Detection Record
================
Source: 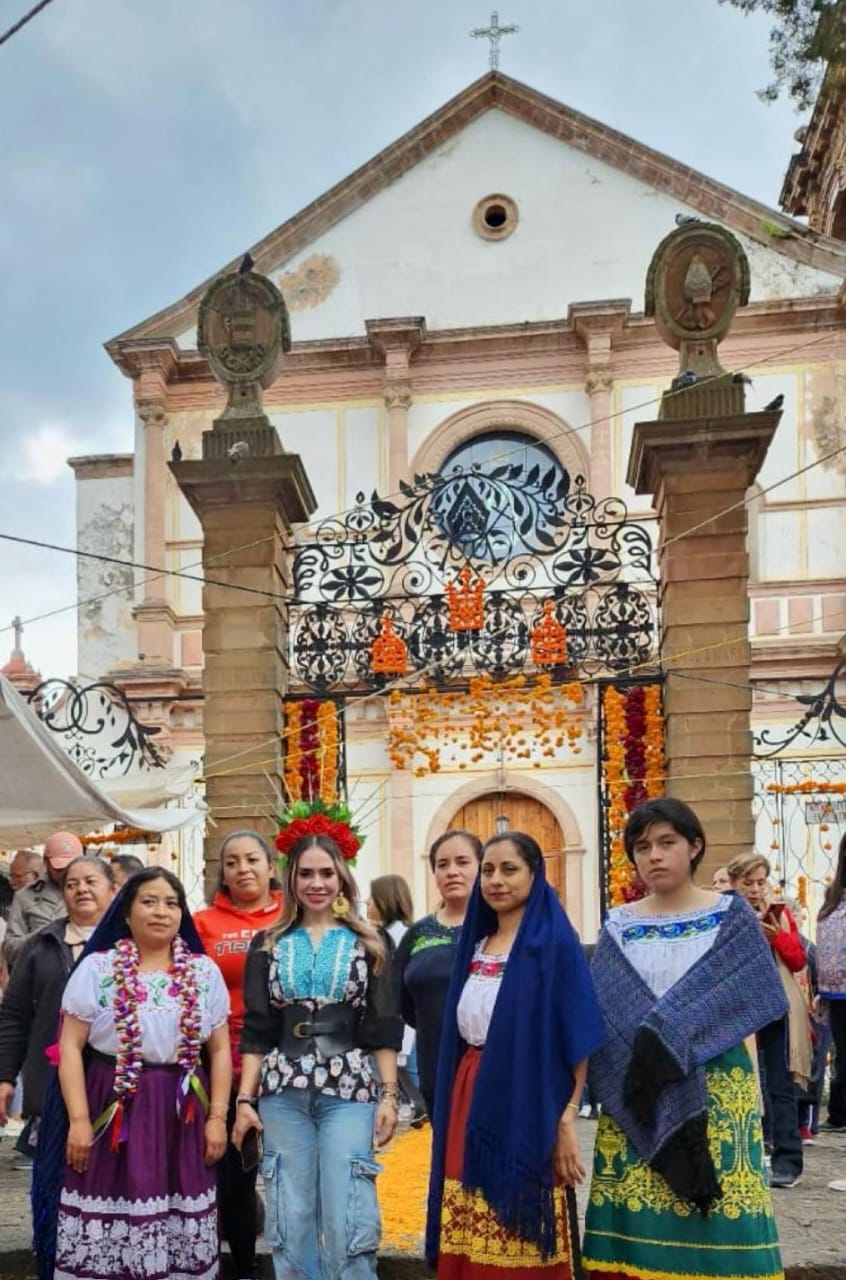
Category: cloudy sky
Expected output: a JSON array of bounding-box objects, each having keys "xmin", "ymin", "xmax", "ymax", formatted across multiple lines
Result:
[{"xmin": 0, "ymin": 0, "xmax": 805, "ymax": 679}]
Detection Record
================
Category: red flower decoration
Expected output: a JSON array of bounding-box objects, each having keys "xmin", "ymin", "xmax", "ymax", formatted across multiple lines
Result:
[{"xmin": 275, "ymin": 813, "xmax": 360, "ymax": 861}]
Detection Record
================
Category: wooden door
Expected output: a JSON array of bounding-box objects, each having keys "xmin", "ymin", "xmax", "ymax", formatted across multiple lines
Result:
[{"xmin": 449, "ymin": 793, "xmax": 565, "ymax": 897}]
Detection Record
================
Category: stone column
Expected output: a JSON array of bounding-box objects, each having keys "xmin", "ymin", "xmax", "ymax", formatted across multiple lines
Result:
[
  {"xmin": 628, "ymin": 412, "xmax": 780, "ymax": 876},
  {"xmin": 626, "ymin": 221, "xmax": 777, "ymax": 879},
  {"xmin": 171, "ymin": 267, "xmax": 315, "ymax": 893},
  {"xmin": 174, "ymin": 461, "xmax": 313, "ymax": 894},
  {"xmin": 366, "ymin": 317, "xmax": 426, "ymax": 491},
  {"xmin": 570, "ymin": 302, "xmax": 629, "ymax": 498},
  {"xmin": 134, "ymin": 398, "xmax": 176, "ymax": 667}
]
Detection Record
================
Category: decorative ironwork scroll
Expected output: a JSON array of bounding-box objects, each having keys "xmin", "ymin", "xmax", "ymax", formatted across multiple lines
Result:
[
  {"xmin": 290, "ymin": 468, "xmax": 658, "ymax": 693},
  {"xmin": 754, "ymin": 657, "xmax": 846, "ymax": 756},
  {"xmin": 26, "ymin": 680, "xmax": 168, "ymax": 778}
]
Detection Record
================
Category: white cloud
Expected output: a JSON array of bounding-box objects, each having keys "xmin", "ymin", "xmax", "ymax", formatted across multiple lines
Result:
[{"xmin": 13, "ymin": 423, "xmax": 88, "ymax": 487}]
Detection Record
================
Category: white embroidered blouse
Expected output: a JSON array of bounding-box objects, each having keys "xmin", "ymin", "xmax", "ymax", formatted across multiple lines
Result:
[
  {"xmin": 456, "ymin": 941, "xmax": 509, "ymax": 1047},
  {"xmin": 604, "ymin": 895, "xmax": 732, "ymax": 998},
  {"xmin": 61, "ymin": 949, "xmax": 230, "ymax": 1062}
]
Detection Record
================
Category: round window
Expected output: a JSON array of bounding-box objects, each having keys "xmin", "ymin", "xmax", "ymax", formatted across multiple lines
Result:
[{"xmin": 472, "ymin": 194, "xmax": 518, "ymax": 241}]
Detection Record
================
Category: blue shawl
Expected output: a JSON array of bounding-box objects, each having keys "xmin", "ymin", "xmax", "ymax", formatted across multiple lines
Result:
[
  {"xmin": 425, "ymin": 858, "xmax": 604, "ymax": 1264},
  {"xmin": 31, "ymin": 891, "xmax": 205, "ymax": 1280},
  {"xmin": 589, "ymin": 894, "xmax": 788, "ymax": 1213}
]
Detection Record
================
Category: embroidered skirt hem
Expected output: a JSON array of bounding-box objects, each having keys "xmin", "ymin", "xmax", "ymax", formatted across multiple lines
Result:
[
  {"xmin": 437, "ymin": 1047, "xmax": 580, "ymax": 1280},
  {"xmin": 583, "ymin": 1044, "xmax": 783, "ymax": 1280},
  {"xmin": 54, "ymin": 1056, "xmax": 219, "ymax": 1280}
]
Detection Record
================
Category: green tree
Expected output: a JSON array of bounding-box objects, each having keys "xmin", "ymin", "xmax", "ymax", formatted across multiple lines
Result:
[{"xmin": 720, "ymin": 0, "xmax": 845, "ymax": 106}]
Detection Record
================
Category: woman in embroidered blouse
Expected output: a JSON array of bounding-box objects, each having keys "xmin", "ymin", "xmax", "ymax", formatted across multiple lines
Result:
[
  {"xmin": 394, "ymin": 830, "xmax": 482, "ymax": 1116},
  {"xmin": 232, "ymin": 834, "xmax": 403, "ymax": 1280},
  {"xmin": 34, "ymin": 867, "xmax": 232, "ymax": 1280},
  {"xmin": 426, "ymin": 832, "xmax": 603, "ymax": 1280},
  {"xmin": 583, "ymin": 798, "xmax": 789, "ymax": 1280}
]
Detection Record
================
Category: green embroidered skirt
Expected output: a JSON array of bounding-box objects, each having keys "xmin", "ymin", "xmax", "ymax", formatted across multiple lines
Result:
[{"xmin": 583, "ymin": 1043, "xmax": 783, "ymax": 1280}]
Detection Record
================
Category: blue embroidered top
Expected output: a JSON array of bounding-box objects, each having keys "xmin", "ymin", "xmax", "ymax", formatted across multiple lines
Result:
[
  {"xmin": 241, "ymin": 925, "xmax": 402, "ymax": 1102},
  {"xmin": 604, "ymin": 895, "xmax": 732, "ymax": 997}
]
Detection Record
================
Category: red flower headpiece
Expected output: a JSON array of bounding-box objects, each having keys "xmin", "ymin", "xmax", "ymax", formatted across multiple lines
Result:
[{"xmin": 275, "ymin": 799, "xmax": 363, "ymax": 867}]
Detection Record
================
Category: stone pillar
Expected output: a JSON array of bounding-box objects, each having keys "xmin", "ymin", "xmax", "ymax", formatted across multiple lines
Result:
[
  {"xmin": 133, "ymin": 391, "xmax": 177, "ymax": 669},
  {"xmin": 174, "ymin": 464, "xmax": 312, "ymax": 893},
  {"xmin": 629, "ymin": 222, "xmax": 778, "ymax": 878},
  {"xmin": 366, "ymin": 317, "xmax": 426, "ymax": 491},
  {"xmin": 171, "ymin": 268, "xmax": 315, "ymax": 893},
  {"xmin": 570, "ymin": 302, "xmax": 629, "ymax": 498},
  {"xmin": 628, "ymin": 413, "xmax": 780, "ymax": 875}
]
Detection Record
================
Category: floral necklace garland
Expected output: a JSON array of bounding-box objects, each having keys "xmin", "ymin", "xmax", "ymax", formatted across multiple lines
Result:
[{"xmin": 94, "ymin": 935, "xmax": 204, "ymax": 1150}]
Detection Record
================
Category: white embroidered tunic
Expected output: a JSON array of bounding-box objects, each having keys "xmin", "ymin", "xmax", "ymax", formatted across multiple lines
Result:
[
  {"xmin": 604, "ymin": 895, "xmax": 732, "ymax": 998},
  {"xmin": 456, "ymin": 941, "xmax": 508, "ymax": 1047},
  {"xmin": 61, "ymin": 949, "xmax": 230, "ymax": 1061}
]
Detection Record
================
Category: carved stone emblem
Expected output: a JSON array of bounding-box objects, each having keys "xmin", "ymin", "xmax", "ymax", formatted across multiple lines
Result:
[
  {"xmin": 645, "ymin": 224, "xmax": 750, "ymax": 376},
  {"xmin": 198, "ymin": 271, "xmax": 291, "ymax": 418}
]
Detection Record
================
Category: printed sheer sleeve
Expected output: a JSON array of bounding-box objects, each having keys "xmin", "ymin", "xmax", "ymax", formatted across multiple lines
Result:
[
  {"xmin": 240, "ymin": 934, "xmax": 279, "ymax": 1055},
  {"xmin": 60, "ymin": 953, "xmax": 101, "ymax": 1023},
  {"xmin": 202, "ymin": 956, "xmax": 230, "ymax": 1032},
  {"xmin": 359, "ymin": 937, "xmax": 403, "ymax": 1051}
]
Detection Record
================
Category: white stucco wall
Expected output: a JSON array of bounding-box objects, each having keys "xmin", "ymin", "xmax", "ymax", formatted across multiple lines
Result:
[{"xmin": 170, "ymin": 110, "xmax": 839, "ymax": 351}]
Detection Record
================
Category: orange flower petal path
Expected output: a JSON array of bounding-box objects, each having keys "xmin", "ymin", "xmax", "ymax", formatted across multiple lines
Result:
[{"xmin": 377, "ymin": 1125, "xmax": 432, "ymax": 1255}]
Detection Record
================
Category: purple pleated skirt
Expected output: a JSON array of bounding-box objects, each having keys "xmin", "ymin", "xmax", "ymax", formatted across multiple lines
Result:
[{"xmin": 54, "ymin": 1055, "xmax": 219, "ymax": 1280}]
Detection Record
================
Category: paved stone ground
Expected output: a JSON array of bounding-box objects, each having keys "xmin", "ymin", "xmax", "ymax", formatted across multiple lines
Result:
[{"xmin": 1, "ymin": 1122, "xmax": 845, "ymax": 1278}]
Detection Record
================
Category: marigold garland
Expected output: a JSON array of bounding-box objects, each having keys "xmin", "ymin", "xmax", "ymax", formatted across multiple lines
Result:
[
  {"xmin": 387, "ymin": 673, "xmax": 584, "ymax": 776},
  {"xmin": 82, "ymin": 828, "xmax": 153, "ymax": 846},
  {"xmin": 602, "ymin": 683, "xmax": 665, "ymax": 907},
  {"xmin": 283, "ymin": 698, "xmax": 341, "ymax": 805}
]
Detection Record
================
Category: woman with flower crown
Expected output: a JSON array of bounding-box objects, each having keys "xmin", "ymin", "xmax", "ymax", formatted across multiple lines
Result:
[
  {"xmin": 232, "ymin": 832, "xmax": 403, "ymax": 1280},
  {"xmin": 33, "ymin": 866, "xmax": 232, "ymax": 1280}
]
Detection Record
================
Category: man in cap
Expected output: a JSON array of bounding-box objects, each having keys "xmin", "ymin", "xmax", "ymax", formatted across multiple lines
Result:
[{"xmin": 4, "ymin": 831, "xmax": 83, "ymax": 969}]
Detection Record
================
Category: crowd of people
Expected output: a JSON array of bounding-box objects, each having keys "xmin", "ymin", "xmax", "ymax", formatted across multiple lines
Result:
[{"xmin": 0, "ymin": 809, "xmax": 842, "ymax": 1280}]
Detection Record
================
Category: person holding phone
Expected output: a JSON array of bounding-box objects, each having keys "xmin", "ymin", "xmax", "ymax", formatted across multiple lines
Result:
[
  {"xmin": 232, "ymin": 833, "xmax": 402, "ymax": 1280},
  {"xmin": 728, "ymin": 853, "xmax": 810, "ymax": 1189},
  {"xmin": 194, "ymin": 830, "xmax": 284, "ymax": 1280}
]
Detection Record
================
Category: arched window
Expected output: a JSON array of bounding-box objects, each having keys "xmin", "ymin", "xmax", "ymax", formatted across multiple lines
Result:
[{"xmin": 430, "ymin": 430, "xmax": 569, "ymax": 563}]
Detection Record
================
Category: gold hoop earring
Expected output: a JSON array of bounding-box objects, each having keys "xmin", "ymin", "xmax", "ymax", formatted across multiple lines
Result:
[{"xmin": 332, "ymin": 893, "xmax": 350, "ymax": 919}]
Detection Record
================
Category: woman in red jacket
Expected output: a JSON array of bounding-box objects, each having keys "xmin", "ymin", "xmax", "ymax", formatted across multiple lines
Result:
[
  {"xmin": 729, "ymin": 853, "xmax": 810, "ymax": 1190},
  {"xmin": 194, "ymin": 830, "xmax": 283, "ymax": 1280}
]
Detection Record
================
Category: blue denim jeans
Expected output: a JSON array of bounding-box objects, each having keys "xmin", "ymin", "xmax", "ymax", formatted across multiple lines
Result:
[{"xmin": 259, "ymin": 1089, "xmax": 381, "ymax": 1280}]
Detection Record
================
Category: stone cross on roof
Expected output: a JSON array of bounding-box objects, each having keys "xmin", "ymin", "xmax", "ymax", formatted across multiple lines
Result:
[
  {"xmin": 11, "ymin": 615, "xmax": 23, "ymax": 657},
  {"xmin": 470, "ymin": 10, "xmax": 519, "ymax": 70}
]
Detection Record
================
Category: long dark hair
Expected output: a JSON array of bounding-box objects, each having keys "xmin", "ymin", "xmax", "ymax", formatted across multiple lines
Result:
[{"xmin": 819, "ymin": 832, "xmax": 846, "ymax": 920}]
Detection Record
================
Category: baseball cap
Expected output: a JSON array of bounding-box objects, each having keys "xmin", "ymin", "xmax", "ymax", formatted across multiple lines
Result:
[{"xmin": 43, "ymin": 831, "xmax": 84, "ymax": 868}]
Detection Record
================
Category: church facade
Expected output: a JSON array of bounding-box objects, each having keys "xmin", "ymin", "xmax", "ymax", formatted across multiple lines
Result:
[{"xmin": 69, "ymin": 74, "xmax": 846, "ymax": 930}]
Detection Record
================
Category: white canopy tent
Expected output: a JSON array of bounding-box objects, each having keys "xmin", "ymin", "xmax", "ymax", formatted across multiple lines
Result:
[{"xmin": 0, "ymin": 674, "xmax": 202, "ymax": 846}]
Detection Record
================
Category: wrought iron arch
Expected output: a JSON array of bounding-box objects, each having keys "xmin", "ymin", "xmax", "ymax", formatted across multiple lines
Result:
[{"xmin": 290, "ymin": 451, "xmax": 658, "ymax": 693}]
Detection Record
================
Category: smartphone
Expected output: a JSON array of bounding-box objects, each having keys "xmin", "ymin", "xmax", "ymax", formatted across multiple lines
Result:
[
  {"xmin": 763, "ymin": 902, "xmax": 786, "ymax": 925},
  {"xmin": 240, "ymin": 1127, "xmax": 263, "ymax": 1173}
]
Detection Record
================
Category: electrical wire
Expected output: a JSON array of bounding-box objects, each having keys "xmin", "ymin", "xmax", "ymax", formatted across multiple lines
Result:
[
  {"xmin": 0, "ymin": 0, "xmax": 56, "ymax": 48},
  {"xmin": 1, "ymin": 322, "xmax": 840, "ymax": 638}
]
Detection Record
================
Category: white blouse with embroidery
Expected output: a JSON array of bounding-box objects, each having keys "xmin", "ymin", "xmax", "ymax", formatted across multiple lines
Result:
[
  {"xmin": 604, "ymin": 895, "xmax": 732, "ymax": 998},
  {"xmin": 61, "ymin": 949, "xmax": 230, "ymax": 1062},
  {"xmin": 456, "ymin": 941, "xmax": 509, "ymax": 1047}
]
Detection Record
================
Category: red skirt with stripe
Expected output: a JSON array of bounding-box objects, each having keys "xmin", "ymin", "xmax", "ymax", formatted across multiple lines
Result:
[{"xmin": 437, "ymin": 1047, "xmax": 582, "ymax": 1280}]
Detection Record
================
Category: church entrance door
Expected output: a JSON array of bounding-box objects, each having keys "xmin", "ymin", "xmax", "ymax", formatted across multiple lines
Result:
[{"xmin": 449, "ymin": 793, "xmax": 565, "ymax": 897}]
